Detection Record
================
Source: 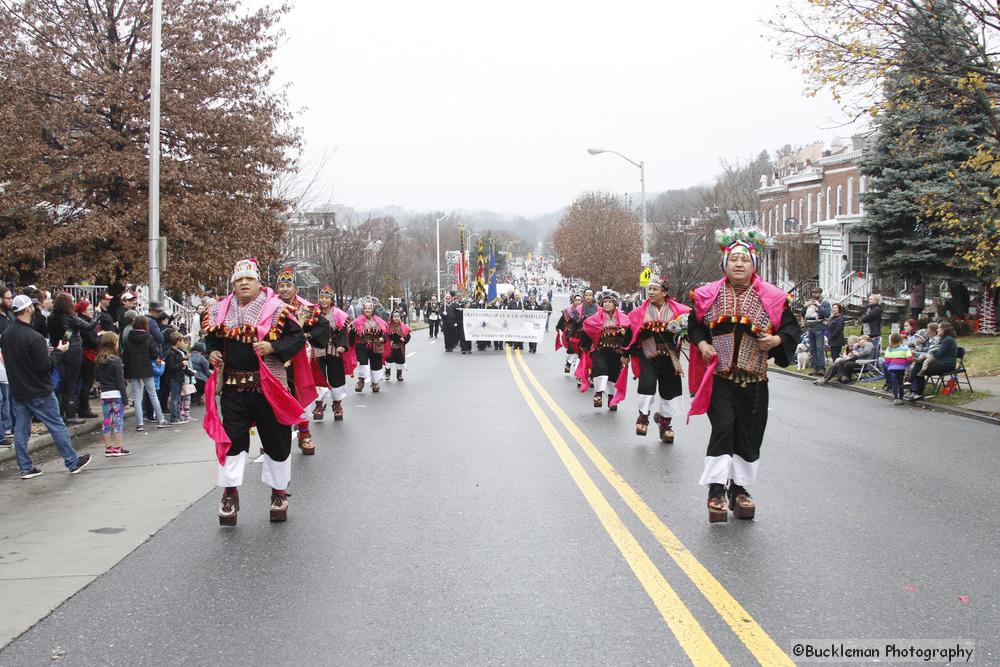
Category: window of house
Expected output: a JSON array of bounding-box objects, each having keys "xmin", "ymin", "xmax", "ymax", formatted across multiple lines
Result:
[
  {"xmin": 836, "ymin": 185, "xmax": 843, "ymax": 216},
  {"xmin": 807, "ymin": 193, "xmax": 813, "ymax": 225},
  {"xmin": 850, "ymin": 241, "xmax": 869, "ymax": 274},
  {"xmin": 825, "ymin": 186, "xmax": 831, "ymax": 220},
  {"xmin": 847, "ymin": 177, "xmax": 854, "ymax": 215}
]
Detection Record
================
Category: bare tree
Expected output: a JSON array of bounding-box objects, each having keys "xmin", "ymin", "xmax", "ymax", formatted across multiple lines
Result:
[{"xmin": 553, "ymin": 192, "xmax": 642, "ymax": 291}]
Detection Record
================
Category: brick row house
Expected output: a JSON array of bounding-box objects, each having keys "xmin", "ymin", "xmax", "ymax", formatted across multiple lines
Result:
[{"xmin": 755, "ymin": 134, "xmax": 878, "ymax": 304}]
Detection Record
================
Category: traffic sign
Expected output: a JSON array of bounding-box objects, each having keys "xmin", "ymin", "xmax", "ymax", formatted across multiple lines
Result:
[{"xmin": 639, "ymin": 266, "xmax": 653, "ymax": 287}]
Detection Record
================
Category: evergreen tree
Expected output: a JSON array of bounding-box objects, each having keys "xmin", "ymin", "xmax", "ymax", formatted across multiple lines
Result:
[{"xmin": 859, "ymin": 0, "xmax": 998, "ymax": 282}]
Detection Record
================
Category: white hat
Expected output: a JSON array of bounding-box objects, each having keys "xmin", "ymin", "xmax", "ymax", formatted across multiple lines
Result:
[
  {"xmin": 231, "ymin": 258, "xmax": 260, "ymax": 283},
  {"xmin": 12, "ymin": 294, "xmax": 32, "ymax": 313}
]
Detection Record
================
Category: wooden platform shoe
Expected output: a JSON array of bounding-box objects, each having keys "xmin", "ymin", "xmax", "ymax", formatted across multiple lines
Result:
[
  {"xmin": 653, "ymin": 413, "xmax": 675, "ymax": 443},
  {"xmin": 219, "ymin": 488, "xmax": 239, "ymax": 526},
  {"xmin": 707, "ymin": 484, "xmax": 728, "ymax": 523},
  {"xmin": 298, "ymin": 432, "xmax": 315, "ymax": 455},
  {"xmin": 312, "ymin": 400, "xmax": 325, "ymax": 421},
  {"xmin": 593, "ymin": 391, "xmax": 603, "ymax": 408},
  {"xmin": 333, "ymin": 400, "xmax": 344, "ymax": 421},
  {"xmin": 635, "ymin": 412, "xmax": 649, "ymax": 436},
  {"xmin": 355, "ymin": 377, "xmax": 365, "ymax": 392},
  {"xmin": 270, "ymin": 491, "xmax": 288, "ymax": 522},
  {"xmin": 728, "ymin": 484, "xmax": 755, "ymax": 520}
]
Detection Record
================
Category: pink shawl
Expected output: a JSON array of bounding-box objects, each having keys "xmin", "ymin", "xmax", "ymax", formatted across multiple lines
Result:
[
  {"xmin": 383, "ymin": 321, "xmax": 412, "ymax": 362},
  {"xmin": 686, "ymin": 275, "xmax": 788, "ymax": 422},
  {"xmin": 203, "ymin": 288, "xmax": 319, "ymax": 464},
  {"xmin": 575, "ymin": 308, "xmax": 631, "ymax": 404}
]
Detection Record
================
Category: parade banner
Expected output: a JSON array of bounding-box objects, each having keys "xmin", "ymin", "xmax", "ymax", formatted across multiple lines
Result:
[{"xmin": 462, "ymin": 309, "xmax": 547, "ymax": 344}]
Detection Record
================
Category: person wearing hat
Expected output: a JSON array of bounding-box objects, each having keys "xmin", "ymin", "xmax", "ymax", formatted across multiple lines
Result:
[
  {"xmin": 145, "ymin": 301, "xmax": 166, "ymax": 350},
  {"xmin": 350, "ymin": 298, "xmax": 388, "ymax": 392},
  {"xmin": 383, "ymin": 310, "xmax": 412, "ymax": 380},
  {"xmin": 117, "ymin": 292, "xmax": 139, "ymax": 331},
  {"xmin": 274, "ymin": 266, "xmax": 329, "ymax": 455},
  {"xmin": 624, "ymin": 275, "xmax": 690, "ymax": 443},
  {"xmin": 576, "ymin": 291, "xmax": 632, "ymax": 410},
  {"xmin": 313, "ymin": 285, "xmax": 353, "ymax": 422},
  {"xmin": 201, "ymin": 258, "xmax": 316, "ymax": 525},
  {"xmin": 441, "ymin": 291, "xmax": 461, "ymax": 352},
  {"xmin": 1, "ymin": 294, "xmax": 93, "ymax": 479},
  {"xmin": 687, "ymin": 228, "xmax": 800, "ymax": 523},
  {"xmin": 555, "ymin": 293, "xmax": 584, "ymax": 373}
]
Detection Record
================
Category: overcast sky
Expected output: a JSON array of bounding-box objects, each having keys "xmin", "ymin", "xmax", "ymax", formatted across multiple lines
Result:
[{"xmin": 260, "ymin": 0, "xmax": 851, "ymax": 217}]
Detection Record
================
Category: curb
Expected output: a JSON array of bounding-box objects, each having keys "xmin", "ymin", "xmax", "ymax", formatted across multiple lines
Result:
[
  {"xmin": 0, "ymin": 407, "xmax": 137, "ymax": 469},
  {"xmin": 771, "ymin": 367, "xmax": 1000, "ymax": 427}
]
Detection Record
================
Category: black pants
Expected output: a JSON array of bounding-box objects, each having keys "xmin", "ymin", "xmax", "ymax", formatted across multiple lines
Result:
[
  {"xmin": 910, "ymin": 360, "xmax": 954, "ymax": 395},
  {"xmin": 636, "ymin": 354, "xmax": 682, "ymax": 400},
  {"xmin": 194, "ymin": 379, "xmax": 206, "ymax": 405},
  {"xmin": 386, "ymin": 348, "xmax": 406, "ymax": 365},
  {"xmin": 78, "ymin": 357, "xmax": 96, "ymax": 415},
  {"xmin": 429, "ymin": 319, "xmax": 440, "ymax": 338},
  {"xmin": 591, "ymin": 348, "xmax": 623, "ymax": 383},
  {"xmin": 829, "ymin": 346, "xmax": 842, "ymax": 362},
  {"xmin": 59, "ymin": 343, "xmax": 83, "ymax": 418},
  {"xmin": 220, "ymin": 387, "xmax": 291, "ymax": 461},
  {"xmin": 318, "ymin": 355, "xmax": 346, "ymax": 389},
  {"xmin": 706, "ymin": 376, "xmax": 768, "ymax": 467},
  {"xmin": 443, "ymin": 323, "xmax": 459, "ymax": 350},
  {"xmin": 356, "ymin": 345, "xmax": 383, "ymax": 373}
]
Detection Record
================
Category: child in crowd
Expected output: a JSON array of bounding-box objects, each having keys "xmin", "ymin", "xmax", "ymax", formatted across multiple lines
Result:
[
  {"xmin": 163, "ymin": 332, "xmax": 188, "ymax": 424},
  {"xmin": 882, "ymin": 332, "xmax": 913, "ymax": 405},
  {"xmin": 179, "ymin": 336, "xmax": 196, "ymax": 422},
  {"xmin": 95, "ymin": 332, "xmax": 130, "ymax": 456}
]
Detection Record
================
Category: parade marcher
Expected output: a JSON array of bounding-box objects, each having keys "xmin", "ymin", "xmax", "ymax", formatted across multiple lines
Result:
[
  {"xmin": 687, "ymin": 229, "xmax": 799, "ymax": 523},
  {"xmin": 625, "ymin": 275, "xmax": 690, "ymax": 443},
  {"xmin": 313, "ymin": 285, "xmax": 355, "ymax": 422},
  {"xmin": 555, "ymin": 293, "xmax": 584, "ymax": 372},
  {"xmin": 457, "ymin": 298, "xmax": 473, "ymax": 354},
  {"xmin": 442, "ymin": 291, "xmax": 461, "ymax": 352},
  {"xmin": 576, "ymin": 291, "xmax": 632, "ymax": 411},
  {"xmin": 384, "ymin": 311, "xmax": 412, "ymax": 380},
  {"xmin": 426, "ymin": 295, "xmax": 442, "ymax": 339},
  {"xmin": 202, "ymin": 258, "xmax": 316, "ymax": 526},
  {"xmin": 503, "ymin": 291, "xmax": 527, "ymax": 351},
  {"xmin": 351, "ymin": 298, "xmax": 388, "ymax": 393},
  {"xmin": 275, "ymin": 267, "xmax": 328, "ymax": 455}
]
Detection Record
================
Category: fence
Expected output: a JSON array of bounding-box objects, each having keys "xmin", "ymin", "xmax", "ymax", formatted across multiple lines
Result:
[{"xmin": 63, "ymin": 284, "xmax": 201, "ymax": 341}]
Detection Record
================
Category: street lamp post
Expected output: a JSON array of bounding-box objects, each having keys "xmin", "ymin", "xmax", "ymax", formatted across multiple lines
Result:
[
  {"xmin": 587, "ymin": 147, "xmax": 649, "ymax": 273},
  {"xmin": 148, "ymin": 0, "xmax": 163, "ymax": 302},
  {"xmin": 435, "ymin": 213, "xmax": 448, "ymax": 302}
]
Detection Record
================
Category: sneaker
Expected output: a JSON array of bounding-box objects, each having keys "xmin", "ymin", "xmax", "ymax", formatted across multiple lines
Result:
[
  {"xmin": 135, "ymin": 425, "xmax": 145, "ymax": 432},
  {"xmin": 113, "ymin": 448, "xmax": 131, "ymax": 457},
  {"xmin": 105, "ymin": 447, "xmax": 115, "ymax": 457},
  {"xmin": 892, "ymin": 399, "xmax": 902, "ymax": 405},
  {"xmin": 176, "ymin": 418, "xmax": 191, "ymax": 424},
  {"xmin": 69, "ymin": 454, "xmax": 92, "ymax": 474},
  {"xmin": 157, "ymin": 421, "xmax": 171, "ymax": 429},
  {"xmin": 0, "ymin": 439, "xmax": 11, "ymax": 448},
  {"xmin": 20, "ymin": 467, "xmax": 43, "ymax": 480}
]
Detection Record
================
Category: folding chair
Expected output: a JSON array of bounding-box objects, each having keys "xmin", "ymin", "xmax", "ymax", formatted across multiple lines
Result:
[
  {"xmin": 855, "ymin": 336, "xmax": 884, "ymax": 383},
  {"xmin": 927, "ymin": 347, "xmax": 973, "ymax": 395}
]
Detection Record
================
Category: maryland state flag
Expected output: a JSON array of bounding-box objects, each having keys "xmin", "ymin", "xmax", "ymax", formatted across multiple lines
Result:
[
  {"xmin": 474, "ymin": 240, "xmax": 487, "ymax": 302},
  {"xmin": 487, "ymin": 242, "xmax": 498, "ymax": 304}
]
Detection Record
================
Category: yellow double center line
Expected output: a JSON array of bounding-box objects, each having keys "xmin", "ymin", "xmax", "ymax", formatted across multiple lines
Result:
[{"xmin": 506, "ymin": 347, "xmax": 793, "ymax": 666}]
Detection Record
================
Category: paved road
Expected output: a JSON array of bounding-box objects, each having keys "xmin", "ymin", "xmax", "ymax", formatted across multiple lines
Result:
[{"xmin": 1, "ymin": 298, "xmax": 997, "ymax": 665}]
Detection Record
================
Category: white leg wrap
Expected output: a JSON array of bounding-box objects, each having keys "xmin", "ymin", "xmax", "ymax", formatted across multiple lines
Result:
[
  {"xmin": 593, "ymin": 375, "xmax": 608, "ymax": 393},
  {"xmin": 261, "ymin": 454, "xmax": 291, "ymax": 491},
  {"xmin": 330, "ymin": 385, "xmax": 347, "ymax": 401},
  {"xmin": 658, "ymin": 395, "xmax": 683, "ymax": 418},
  {"xmin": 637, "ymin": 393, "xmax": 656, "ymax": 415},
  {"xmin": 699, "ymin": 455, "xmax": 732, "ymax": 486},
  {"xmin": 315, "ymin": 387, "xmax": 329, "ymax": 403},
  {"xmin": 730, "ymin": 455, "xmax": 759, "ymax": 487},
  {"xmin": 218, "ymin": 452, "xmax": 247, "ymax": 488},
  {"xmin": 357, "ymin": 363, "xmax": 370, "ymax": 380}
]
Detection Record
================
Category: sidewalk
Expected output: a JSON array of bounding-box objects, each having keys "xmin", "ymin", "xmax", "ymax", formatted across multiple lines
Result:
[
  {"xmin": 0, "ymin": 409, "xmax": 214, "ymax": 649},
  {"xmin": 0, "ymin": 408, "xmax": 136, "ymax": 471},
  {"xmin": 771, "ymin": 367, "xmax": 1000, "ymax": 426}
]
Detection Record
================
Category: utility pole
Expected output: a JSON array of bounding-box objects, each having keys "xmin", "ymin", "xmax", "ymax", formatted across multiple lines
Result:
[{"xmin": 148, "ymin": 0, "xmax": 163, "ymax": 302}]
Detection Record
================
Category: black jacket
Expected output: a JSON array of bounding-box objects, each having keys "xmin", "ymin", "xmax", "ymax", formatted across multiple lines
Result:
[
  {"xmin": 826, "ymin": 314, "xmax": 846, "ymax": 348},
  {"xmin": 95, "ymin": 356, "xmax": 128, "ymax": 398},
  {"xmin": 1, "ymin": 319, "xmax": 62, "ymax": 400},
  {"xmin": 124, "ymin": 329, "xmax": 158, "ymax": 379},
  {"xmin": 48, "ymin": 311, "xmax": 95, "ymax": 347},
  {"xmin": 860, "ymin": 304, "xmax": 883, "ymax": 338},
  {"xmin": 79, "ymin": 314, "xmax": 100, "ymax": 353}
]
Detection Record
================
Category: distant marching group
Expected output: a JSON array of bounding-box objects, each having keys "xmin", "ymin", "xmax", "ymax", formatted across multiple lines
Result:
[
  {"xmin": 553, "ymin": 228, "xmax": 801, "ymax": 523},
  {"xmin": 202, "ymin": 261, "xmax": 411, "ymax": 526}
]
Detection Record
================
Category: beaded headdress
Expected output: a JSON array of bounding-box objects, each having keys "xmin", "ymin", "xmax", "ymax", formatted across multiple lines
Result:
[
  {"xmin": 715, "ymin": 227, "xmax": 766, "ymax": 272},
  {"xmin": 230, "ymin": 258, "xmax": 260, "ymax": 283},
  {"xmin": 276, "ymin": 266, "xmax": 295, "ymax": 286}
]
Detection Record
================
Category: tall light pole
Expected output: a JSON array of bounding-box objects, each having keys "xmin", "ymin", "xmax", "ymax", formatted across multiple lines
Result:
[
  {"xmin": 148, "ymin": 0, "xmax": 163, "ymax": 302},
  {"xmin": 587, "ymin": 147, "xmax": 649, "ymax": 271},
  {"xmin": 435, "ymin": 213, "xmax": 448, "ymax": 302}
]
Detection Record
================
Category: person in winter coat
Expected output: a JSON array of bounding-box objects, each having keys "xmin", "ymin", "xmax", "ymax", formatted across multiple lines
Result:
[
  {"xmin": 48, "ymin": 292, "xmax": 97, "ymax": 423},
  {"xmin": 826, "ymin": 303, "xmax": 847, "ymax": 361},
  {"xmin": 189, "ymin": 341, "xmax": 211, "ymax": 406},
  {"xmin": 124, "ymin": 316, "xmax": 166, "ymax": 430},
  {"xmin": 95, "ymin": 331, "xmax": 131, "ymax": 457},
  {"xmin": 76, "ymin": 300, "xmax": 101, "ymax": 419},
  {"xmin": 860, "ymin": 294, "xmax": 883, "ymax": 340}
]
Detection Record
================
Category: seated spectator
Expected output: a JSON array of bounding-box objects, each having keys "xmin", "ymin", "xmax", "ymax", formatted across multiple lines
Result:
[
  {"xmin": 817, "ymin": 334, "xmax": 876, "ymax": 385},
  {"xmin": 907, "ymin": 322, "xmax": 957, "ymax": 401}
]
